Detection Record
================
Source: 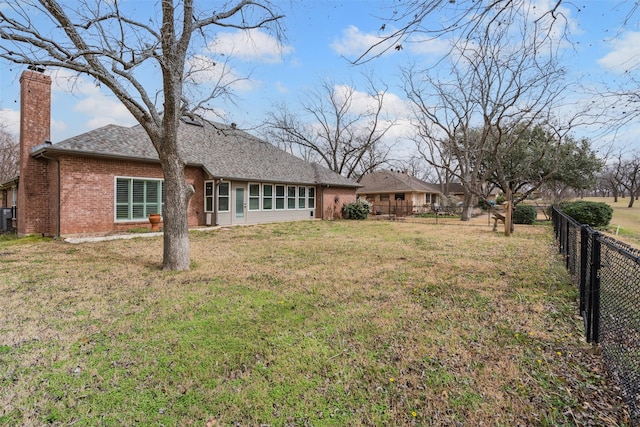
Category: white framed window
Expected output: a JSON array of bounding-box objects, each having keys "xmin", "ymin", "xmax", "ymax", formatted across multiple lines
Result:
[
  {"xmin": 115, "ymin": 177, "xmax": 164, "ymax": 221},
  {"xmin": 249, "ymin": 183, "xmax": 260, "ymax": 210},
  {"xmin": 218, "ymin": 182, "xmax": 230, "ymax": 212},
  {"xmin": 275, "ymin": 185, "xmax": 285, "ymax": 210},
  {"xmin": 263, "ymin": 184, "xmax": 273, "ymax": 210},
  {"xmin": 308, "ymin": 187, "xmax": 315, "ymax": 209},
  {"xmin": 287, "ymin": 186, "xmax": 296, "ymax": 209},
  {"xmin": 11, "ymin": 187, "xmax": 17, "ymax": 208},
  {"xmin": 205, "ymin": 181, "xmax": 214, "ymax": 212},
  {"xmin": 298, "ymin": 186, "xmax": 306, "ymax": 209}
]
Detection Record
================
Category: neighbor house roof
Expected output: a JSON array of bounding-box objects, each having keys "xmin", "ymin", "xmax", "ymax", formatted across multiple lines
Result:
[
  {"xmin": 357, "ymin": 170, "xmax": 442, "ymax": 194},
  {"xmin": 31, "ymin": 118, "xmax": 358, "ymax": 187},
  {"xmin": 437, "ymin": 182, "xmax": 465, "ymax": 195}
]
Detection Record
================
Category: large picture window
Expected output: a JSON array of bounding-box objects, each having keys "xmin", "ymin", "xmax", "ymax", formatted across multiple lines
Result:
[
  {"xmin": 204, "ymin": 181, "xmax": 315, "ymax": 214},
  {"xmin": 116, "ymin": 177, "xmax": 163, "ymax": 220},
  {"xmin": 218, "ymin": 182, "xmax": 230, "ymax": 212}
]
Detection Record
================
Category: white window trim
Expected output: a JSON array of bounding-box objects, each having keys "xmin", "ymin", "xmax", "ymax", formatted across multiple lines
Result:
[
  {"xmin": 11, "ymin": 187, "xmax": 17, "ymax": 208},
  {"xmin": 308, "ymin": 186, "xmax": 316, "ymax": 209},
  {"xmin": 204, "ymin": 180, "xmax": 215, "ymax": 213},
  {"xmin": 298, "ymin": 186, "xmax": 307, "ymax": 209},
  {"xmin": 114, "ymin": 176, "xmax": 164, "ymax": 222},
  {"xmin": 218, "ymin": 182, "xmax": 230, "ymax": 212},
  {"xmin": 248, "ymin": 182, "xmax": 261, "ymax": 211},
  {"xmin": 275, "ymin": 185, "xmax": 286, "ymax": 210},
  {"xmin": 263, "ymin": 183, "xmax": 274, "ymax": 211},
  {"xmin": 287, "ymin": 185, "xmax": 297, "ymax": 210}
]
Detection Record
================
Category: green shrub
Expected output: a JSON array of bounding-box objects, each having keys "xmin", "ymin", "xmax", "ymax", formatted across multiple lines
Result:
[
  {"xmin": 512, "ymin": 204, "xmax": 537, "ymax": 224},
  {"xmin": 342, "ymin": 200, "xmax": 371, "ymax": 220},
  {"xmin": 560, "ymin": 201, "xmax": 613, "ymax": 227}
]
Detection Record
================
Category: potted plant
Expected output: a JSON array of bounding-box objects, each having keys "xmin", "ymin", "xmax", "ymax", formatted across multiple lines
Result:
[{"xmin": 148, "ymin": 213, "xmax": 162, "ymax": 231}]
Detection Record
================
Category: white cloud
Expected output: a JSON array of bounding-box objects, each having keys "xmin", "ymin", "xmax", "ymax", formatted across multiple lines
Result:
[
  {"xmin": 208, "ymin": 29, "xmax": 293, "ymax": 63},
  {"xmin": 50, "ymin": 69, "xmax": 102, "ymax": 97},
  {"xmin": 527, "ymin": 0, "xmax": 579, "ymax": 38},
  {"xmin": 332, "ymin": 84, "xmax": 411, "ymax": 119},
  {"xmin": 330, "ymin": 25, "xmax": 391, "ymax": 57},
  {"xmin": 404, "ymin": 35, "xmax": 451, "ymax": 56},
  {"xmin": 73, "ymin": 94, "xmax": 135, "ymax": 129},
  {"xmin": 598, "ymin": 31, "xmax": 640, "ymax": 73},
  {"xmin": 185, "ymin": 54, "xmax": 259, "ymax": 93},
  {"xmin": 275, "ymin": 81, "xmax": 288, "ymax": 94},
  {"xmin": 51, "ymin": 119, "xmax": 68, "ymax": 139},
  {"xmin": 331, "ymin": 25, "xmax": 449, "ymax": 59},
  {"xmin": 0, "ymin": 108, "xmax": 20, "ymax": 136}
]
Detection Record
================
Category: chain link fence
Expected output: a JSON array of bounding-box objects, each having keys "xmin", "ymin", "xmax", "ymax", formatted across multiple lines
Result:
[{"xmin": 552, "ymin": 206, "xmax": 640, "ymax": 423}]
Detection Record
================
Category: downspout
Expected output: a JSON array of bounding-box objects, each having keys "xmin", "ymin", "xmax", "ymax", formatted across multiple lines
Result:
[
  {"xmin": 214, "ymin": 179, "xmax": 219, "ymax": 226},
  {"xmin": 320, "ymin": 185, "xmax": 326, "ymax": 220}
]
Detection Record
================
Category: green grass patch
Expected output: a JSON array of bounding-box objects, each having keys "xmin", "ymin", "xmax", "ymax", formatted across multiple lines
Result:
[{"xmin": 0, "ymin": 220, "xmax": 631, "ymax": 425}]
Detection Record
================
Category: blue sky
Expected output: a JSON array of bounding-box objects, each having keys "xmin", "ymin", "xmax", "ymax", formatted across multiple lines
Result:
[{"xmin": 0, "ymin": 0, "xmax": 639, "ymax": 158}]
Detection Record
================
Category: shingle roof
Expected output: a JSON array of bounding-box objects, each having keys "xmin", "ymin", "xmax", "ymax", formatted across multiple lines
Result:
[
  {"xmin": 31, "ymin": 119, "xmax": 358, "ymax": 187},
  {"xmin": 357, "ymin": 170, "xmax": 442, "ymax": 194}
]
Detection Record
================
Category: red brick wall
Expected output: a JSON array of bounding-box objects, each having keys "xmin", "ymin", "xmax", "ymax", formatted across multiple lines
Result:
[
  {"xmin": 318, "ymin": 186, "xmax": 357, "ymax": 220},
  {"xmin": 57, "ymin": 155, "xmax": 205, "ymax": 235},
  {"xmin": 17, "ymin": 70, "xmax": 51, "ymax": 236}
]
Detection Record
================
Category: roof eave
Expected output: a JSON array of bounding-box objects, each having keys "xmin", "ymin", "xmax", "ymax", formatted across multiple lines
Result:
[{"xmin": 31, "ymin": 146, "xmax": 161, "ymax": 164}]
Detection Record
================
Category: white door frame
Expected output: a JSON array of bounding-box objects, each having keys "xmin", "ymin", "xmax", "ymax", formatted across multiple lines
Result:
[{"xmin": 232, "ymin": 183, "xmax": 247, "ymax": 224}]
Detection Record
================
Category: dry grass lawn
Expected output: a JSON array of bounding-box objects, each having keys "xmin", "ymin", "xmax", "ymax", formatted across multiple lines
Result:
[
  {"xmin": 583, "ymin": 196, "xmax": 640, "ymax": 248},
  {"xmin": 0, "ymin": 219, "xmax": 631, "ymax": 426}
]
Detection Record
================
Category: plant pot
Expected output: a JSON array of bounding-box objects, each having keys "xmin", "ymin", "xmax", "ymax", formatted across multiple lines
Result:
[{"xmin": 148, "ymin": 213, "xmax": 162, "ymax": 231}]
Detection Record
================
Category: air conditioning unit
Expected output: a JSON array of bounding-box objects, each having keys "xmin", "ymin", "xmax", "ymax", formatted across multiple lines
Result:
[{"xmin": 0, "ymin": 208, "xmax": 12, "ymax": 232}]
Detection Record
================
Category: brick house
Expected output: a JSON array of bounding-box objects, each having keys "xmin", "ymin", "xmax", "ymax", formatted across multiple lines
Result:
[
  {"xmin": 356, "ymin": 170, "xmax": 443, "ymax": 215},
  {"xmin": 0, "ymin": 68, "xmax": 359, "ymax": 237}
]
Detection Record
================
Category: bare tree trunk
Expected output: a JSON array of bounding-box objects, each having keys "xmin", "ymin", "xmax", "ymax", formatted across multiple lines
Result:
[
  {"xmin": 460, "ymin": 192, "xmax": 475, "ymax": 221},
  {"xmin": 160, "ymin": 153, "xmax": 194, "ymax": 271},
  {"xmin": 504, "ymin": 188, "xmax": 513, "ymax": 237}
]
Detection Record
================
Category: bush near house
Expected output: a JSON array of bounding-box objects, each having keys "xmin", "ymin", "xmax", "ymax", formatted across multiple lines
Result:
[
  {"xmin": 559, "ymin": 201, "xmax": 613, "ymax": 228},
  {"xmin": 342, "ymin": 199, "xmax": 372, "ymax": 220},
  {"xmin": 512, "ymin": 205, "xmax": 537, "ymax": 224}
]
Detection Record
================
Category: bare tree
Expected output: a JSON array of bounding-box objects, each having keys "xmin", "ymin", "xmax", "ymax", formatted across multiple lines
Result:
[
  {"xmin": 353, "ymin": 0, "xmax": 574, "ymax": 65},
  {"xmin": 265, "ymin": 77, "xmax": 397, "ymax": 181},
  {"xmin": 612, "ymin": 154, "xmax": 640, "ymax": 208},
  {"xmin": 0, "ymin": 128, "xmax": 18, "ymax": 183},
  {"xmin": 403, "ymin": 6, "xmax": 579, "ymax": 234},
  {"xmin": 0, "ymin": 0, "xmax": 283, "ymax": 270},
  {"xmin": 599, "ymin": 162, "xmax": 626, "ymax": 202}
]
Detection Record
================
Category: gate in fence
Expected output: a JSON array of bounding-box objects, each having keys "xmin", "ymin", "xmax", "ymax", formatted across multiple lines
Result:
[{"xmin": 552, "ymin": 206, "xmax": 640, "ymax": 423}]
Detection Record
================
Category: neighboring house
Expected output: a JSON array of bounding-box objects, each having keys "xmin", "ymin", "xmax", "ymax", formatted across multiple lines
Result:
[
  {"xmin": 436, "ymin": 182, "xmax": 466, "ymax": 200},
  {"xmin": 357, "ymin": 170, "xmax": 443, "ymax": 215},
  {"xmin": 1, "ymin": 68, "xmax": 359, "ymax": 237},
  {"xmin": 433, "ymin": 182, "xmax": 500, "ymax": 204}
]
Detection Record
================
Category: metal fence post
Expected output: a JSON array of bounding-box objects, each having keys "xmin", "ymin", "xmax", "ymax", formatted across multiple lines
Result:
[
  {"xmin": 564, "ymin": 217, "xmax": 571, "ymax": 269},
  {"xmin": 587, "ymin": 231, "xmax": 601, "ymax": 343},
  {"xmin": 579, "ymin": 225, "xmax": 589, "ymax": 315}
]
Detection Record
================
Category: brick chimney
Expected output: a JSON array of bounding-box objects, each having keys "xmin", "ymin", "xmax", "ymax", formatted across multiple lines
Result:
[{"xmin": 17, "ymin": 67, "xmax": 52, "ymax": 236}]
